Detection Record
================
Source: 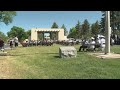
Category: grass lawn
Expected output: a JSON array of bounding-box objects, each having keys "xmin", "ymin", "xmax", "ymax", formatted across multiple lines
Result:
[{"xmin": 1, "ymin": 44, "xmax": 120, "ymax": 79}]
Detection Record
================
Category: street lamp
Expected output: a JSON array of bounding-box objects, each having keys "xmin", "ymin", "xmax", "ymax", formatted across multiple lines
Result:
[{"xmin": 105, "ymin": 11, "xmax": 111, "ymax": 54}]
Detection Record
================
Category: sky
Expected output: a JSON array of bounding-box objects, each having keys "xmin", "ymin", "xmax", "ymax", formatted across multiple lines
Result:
[{"xmin": 0, "ymin": 11, "xmax": 102, "ymax": 35}]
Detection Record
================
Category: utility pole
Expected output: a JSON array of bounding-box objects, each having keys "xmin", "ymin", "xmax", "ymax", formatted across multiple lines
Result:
[{"xmin": 105, "ymin": 11, "xmax": 111, "ymax": 54}]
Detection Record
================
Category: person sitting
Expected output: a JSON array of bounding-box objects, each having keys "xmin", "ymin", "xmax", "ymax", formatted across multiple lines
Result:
[
  {"xmin": 100, "ymin": 37, "xmax": 105, "ymax": 51},
  {"xmin": 79, "ymin": 39, "xmax": 89, "ymax": 52},
  {"xmin": 88, "ymin": 37, "xmax": 95, "ymax": 51},
  {"xmin": 110, "ymin": 37, "xmax": 114, "ymax": 46},
  {"xmin": 94, "ymin": 37, "xmax": 101, "ymax": 51}
]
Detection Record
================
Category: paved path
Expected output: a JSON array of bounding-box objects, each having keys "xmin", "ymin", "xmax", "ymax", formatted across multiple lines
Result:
[
  {"xmin": 88, "ymin": 52, "xmax": 120, "ymax": 59},
  {"xmin": 3, "ymin": 43, "xmax": 22, "ymax": 50},
  {"xmin": 4, "ymin": 44, "xmax": 11, "ymax": 50}
]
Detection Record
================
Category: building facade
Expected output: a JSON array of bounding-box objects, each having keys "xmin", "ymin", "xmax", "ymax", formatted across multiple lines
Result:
[{"xmin": 31, "ymin": 28, "xmax": 65, "ymax": 41}]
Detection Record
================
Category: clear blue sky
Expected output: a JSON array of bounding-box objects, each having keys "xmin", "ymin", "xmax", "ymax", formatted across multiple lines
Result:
[{"xmin": 0, "ymin": 11, "xmax": 102, "ymax": 35}]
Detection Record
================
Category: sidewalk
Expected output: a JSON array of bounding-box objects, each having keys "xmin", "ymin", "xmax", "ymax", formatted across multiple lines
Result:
[
  {"xmin": 4, "ymin": 43, "xmax": 22, "ymax": 50},
  {"xmin": 4, "ymin": 44, "xmax": 11, "ymax": 50},
  {"xmin": 88, "ymin": 52, "xmax": 120, "ymax": 59}
]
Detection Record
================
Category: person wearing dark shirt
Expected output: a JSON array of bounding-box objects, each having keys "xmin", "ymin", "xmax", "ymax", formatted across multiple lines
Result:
[{"xmin": 0, "ymin": 38, "xmax": 4, "ymax": 51}]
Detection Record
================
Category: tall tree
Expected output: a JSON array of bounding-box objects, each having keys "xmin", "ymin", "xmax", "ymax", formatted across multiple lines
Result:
[
  {"xmin": 51, "ymin": 22, "xmax": 59, "ymax": 28},
  {"xmin": 75, "ymin": 20, "xmax": 81, "ymax": 39},
  {"xmin": 67, "ymin": 27, "xmax": 77, "ymax": 38},
  {"xmin": 69, "ymin": 27, "xmax": 76, "ymax": 33},
  {"xmin": 25, "ymin": 30, "xmax": 31, "ymax": 38},
  {"xmin": 100, "ymin": 11, "xmax": 120, "ymax": 35},
  {"xmin": 100, "ymin": 12, "xmax": 105, "ymax": 35},
  {"xmin": 91, "ymin": 21, "xmax": 100, "ymax": 36},
  {"xmin": 7, "ymin": 26, "xmax": 27, "ymax": 41},
  {"xmin": 61, "ymin": 24, "xmax": 68, "ymax": 36},
  {"xmin": 0, "ymin": 31, "xmax": 8, "ymax": 42},
  {"xmin": 51, "ymin": 22, "xmax": 59, "ymax": 40},
  {"xmin": 0, "ymin": 11, "xmax": 16, "ymax": 25},
  {"xmin": 81, "ymin": 19, "xmax": 90, "ymax": 39}
]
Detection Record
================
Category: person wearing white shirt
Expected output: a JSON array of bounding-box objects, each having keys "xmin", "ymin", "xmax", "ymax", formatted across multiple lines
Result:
[
  {"xmin": 100, "ymin": 37, "xmax": 105, "ymax": 51},
  {"xmin": 79, "ymin": 39, "xmax": 89, "ymax": 51},
  {"xmin": 88, "ymin": 37, "xmax": 95, "ymax": 51},
  {"xmin": 14, "ymin": 36, "xmax": 18, "ymax": 47}
]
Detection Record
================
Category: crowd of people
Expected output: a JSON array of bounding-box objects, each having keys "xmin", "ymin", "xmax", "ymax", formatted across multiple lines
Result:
[
  {"xmin": 9, "ymin": 36, "xmax": 19, "ymax": 49},
  {"xmin": 8, "ymin": 36, "xmax": 19, "ymax": 49},
  {"xmin": 0, "ymin": 34, "xmax": 118, "ymax": 52},
  {"xmin": 21, "ymin": 39, "xmax": 54, "ymax": 47},
  {"xmin": 0, "ymin": 36, "xmax": 19, "ymax": 51}
]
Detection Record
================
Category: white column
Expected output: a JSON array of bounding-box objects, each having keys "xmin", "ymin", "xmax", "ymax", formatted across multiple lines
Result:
[
  {"xmin": 31, "ymin": 29, "xmax": 37, "ymax": 40},
  {"xmin": 105, "ymin": 11, "xmax": 111, "ymax": 54}
]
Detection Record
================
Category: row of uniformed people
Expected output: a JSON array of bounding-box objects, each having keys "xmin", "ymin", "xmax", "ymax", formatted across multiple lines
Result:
[
  {"xmin": 79, "ymin": 37, "xmax": 106, "ymax": 52},
  {"xmin": 21, "ymin": 40, "xmax": 54, "ymax": 47}
]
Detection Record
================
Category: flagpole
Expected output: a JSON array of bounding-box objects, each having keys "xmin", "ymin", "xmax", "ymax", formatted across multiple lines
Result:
[{"xmin": 105, "ymin": 11, "xmax": 111, "ymax": 54}]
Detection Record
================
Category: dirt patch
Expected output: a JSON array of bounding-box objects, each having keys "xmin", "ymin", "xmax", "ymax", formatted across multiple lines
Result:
[
  {"xmin": 0, "ymin": 56, "xmax": 21, "ymax": 79},
  {"xmin": 88, "ymin": 52, "xmax": 120, "ymax": 59}
]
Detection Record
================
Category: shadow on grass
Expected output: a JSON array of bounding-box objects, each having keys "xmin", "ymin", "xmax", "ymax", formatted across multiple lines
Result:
[
  {"xmin": 42, "ymin": 53, "xmax": 61, "ymax": 58},
  {"xmin": 42, "ymin": 53, "xmax": 60, "ymax": 58},
  {"xmin": 42, "ymin": 53, "xmax": 58, "ymax": 54},
  {"xmin": 54, "ymin": 56, "xmax": 60, "ymax": 58},
  {"xmin": 8, "ymin": 53, "xmax": 40, "ymax": 56},
  {"xmin": 8, "ymin": 53, "xmax": 59, "ymax": 57}
]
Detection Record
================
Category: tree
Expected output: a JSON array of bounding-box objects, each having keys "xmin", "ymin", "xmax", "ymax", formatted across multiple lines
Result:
[
  {"xmin": 51, "ymin": 22, "xmax": 59, "ymax": 28},
  {"xmin": 38, "ymin": 33, "xmax": 43, "ymax": 40},
  {"xmin": 67, "ymin": 27, "xmax": 77, "ymax": 38},
  {"xmin": 69, "ymin": 27, "xmax": 76, "ymax": 33},
  {"xmin": 81, "ymin": 19, "xmax": 90, "ymax": 39},
  {"xmin": 51, "ymin": 22, "xmax": 59, "ymax": 40},
  {"xmin": 75, "ymin": 20, "xmax": 81, "ymax": 39},
  {"xmin": 100, "ymin": 11, "xmax": 120, "ymax": 35},
  {"xmin": 91, "ymin": 21, "xmax": 100, "ymax": 36},
  {"xmin": 7, "ymin": 26, "xmax": 27, "ymax": 42},
  {"xmin": 100, "ymin": 13, "xmax": 105, "ymax": 35},
  {"xmin": 25, "ymin": 30, "xmax": 31, "ymax": 38},
  {"xmin": 0, "ymin": 31, "xmax": 8, "ymax": 42},
  {"xmin": 0, "ymin": 11, "xmax": 16, "ymax": 25},
  {"xmin": 0, "ymin": 11, "xmax": 16, "ymax": 41},
  {"xmin": 61, "ymin": 24, "xmax": 68, "ymax": 36}
]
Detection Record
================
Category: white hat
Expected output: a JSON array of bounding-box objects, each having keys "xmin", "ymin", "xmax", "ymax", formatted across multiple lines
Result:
[{"xmin": 91, "ymin": 37, "xmax": 94, "ymax": 39}]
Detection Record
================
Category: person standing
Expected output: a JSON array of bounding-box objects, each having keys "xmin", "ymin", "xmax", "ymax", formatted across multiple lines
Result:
[
  {"xmin": 79, "ymin": 39, "xmax": 89, "ymax": 52},
  {"xmin": 0, "ymin": 38, "xmax": 4, "ymax": 52},
  {"xmin": 14, "ymin": 36, "xmax": 18, "ymax": 47},
  {"xmin": 100, "ymin": 37, "xmax": 105, "ymax": 51},
  {"xmin": 10, "ymin": 38, "xmax": 14, "ymax": 49},
  {"xmin": 88, "ymin": 37, "xmax": 95, "ymax": 51}
]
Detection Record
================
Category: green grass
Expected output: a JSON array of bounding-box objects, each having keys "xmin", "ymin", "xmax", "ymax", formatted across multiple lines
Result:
[{"xmin": 3, "ymin": 44, "xmax": 120, "ymax": 79}]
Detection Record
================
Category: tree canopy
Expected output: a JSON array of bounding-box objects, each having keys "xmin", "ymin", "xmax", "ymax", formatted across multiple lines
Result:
[
  {"xmin": 7, "ymin": 26, "xmax": 27, "ymax": 42},
  {"xmin": 67, "ymin": 27, "xmax": 77, "ymax": 38},
  {"xmin": 0, "ymin": 11, "xmax": 16, "ymax": 25},
  {"xmin": 25, "ymin": 30, "xmax": 31, "ymax": 38},
  {"xmin": 100, "ymin": 11, "xmax": 120, "ymax": 35},
  {"xmin": 91, "ymin": 20, "xmax": 100, "ymax": 36},
  {"xmin": 51, "ymin": 22, "xmax": 59, "ymax": 28},
  {"xmin": 81, "ymin": 19, "xmax": 90, "ymax": 39},
  {"xmin": 0, "ymin": 31, "xmax": 8, "ymax": 42},
  {"xmin": 75, "ymin": 20, "xmax": 81, "ymax": 39}
]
